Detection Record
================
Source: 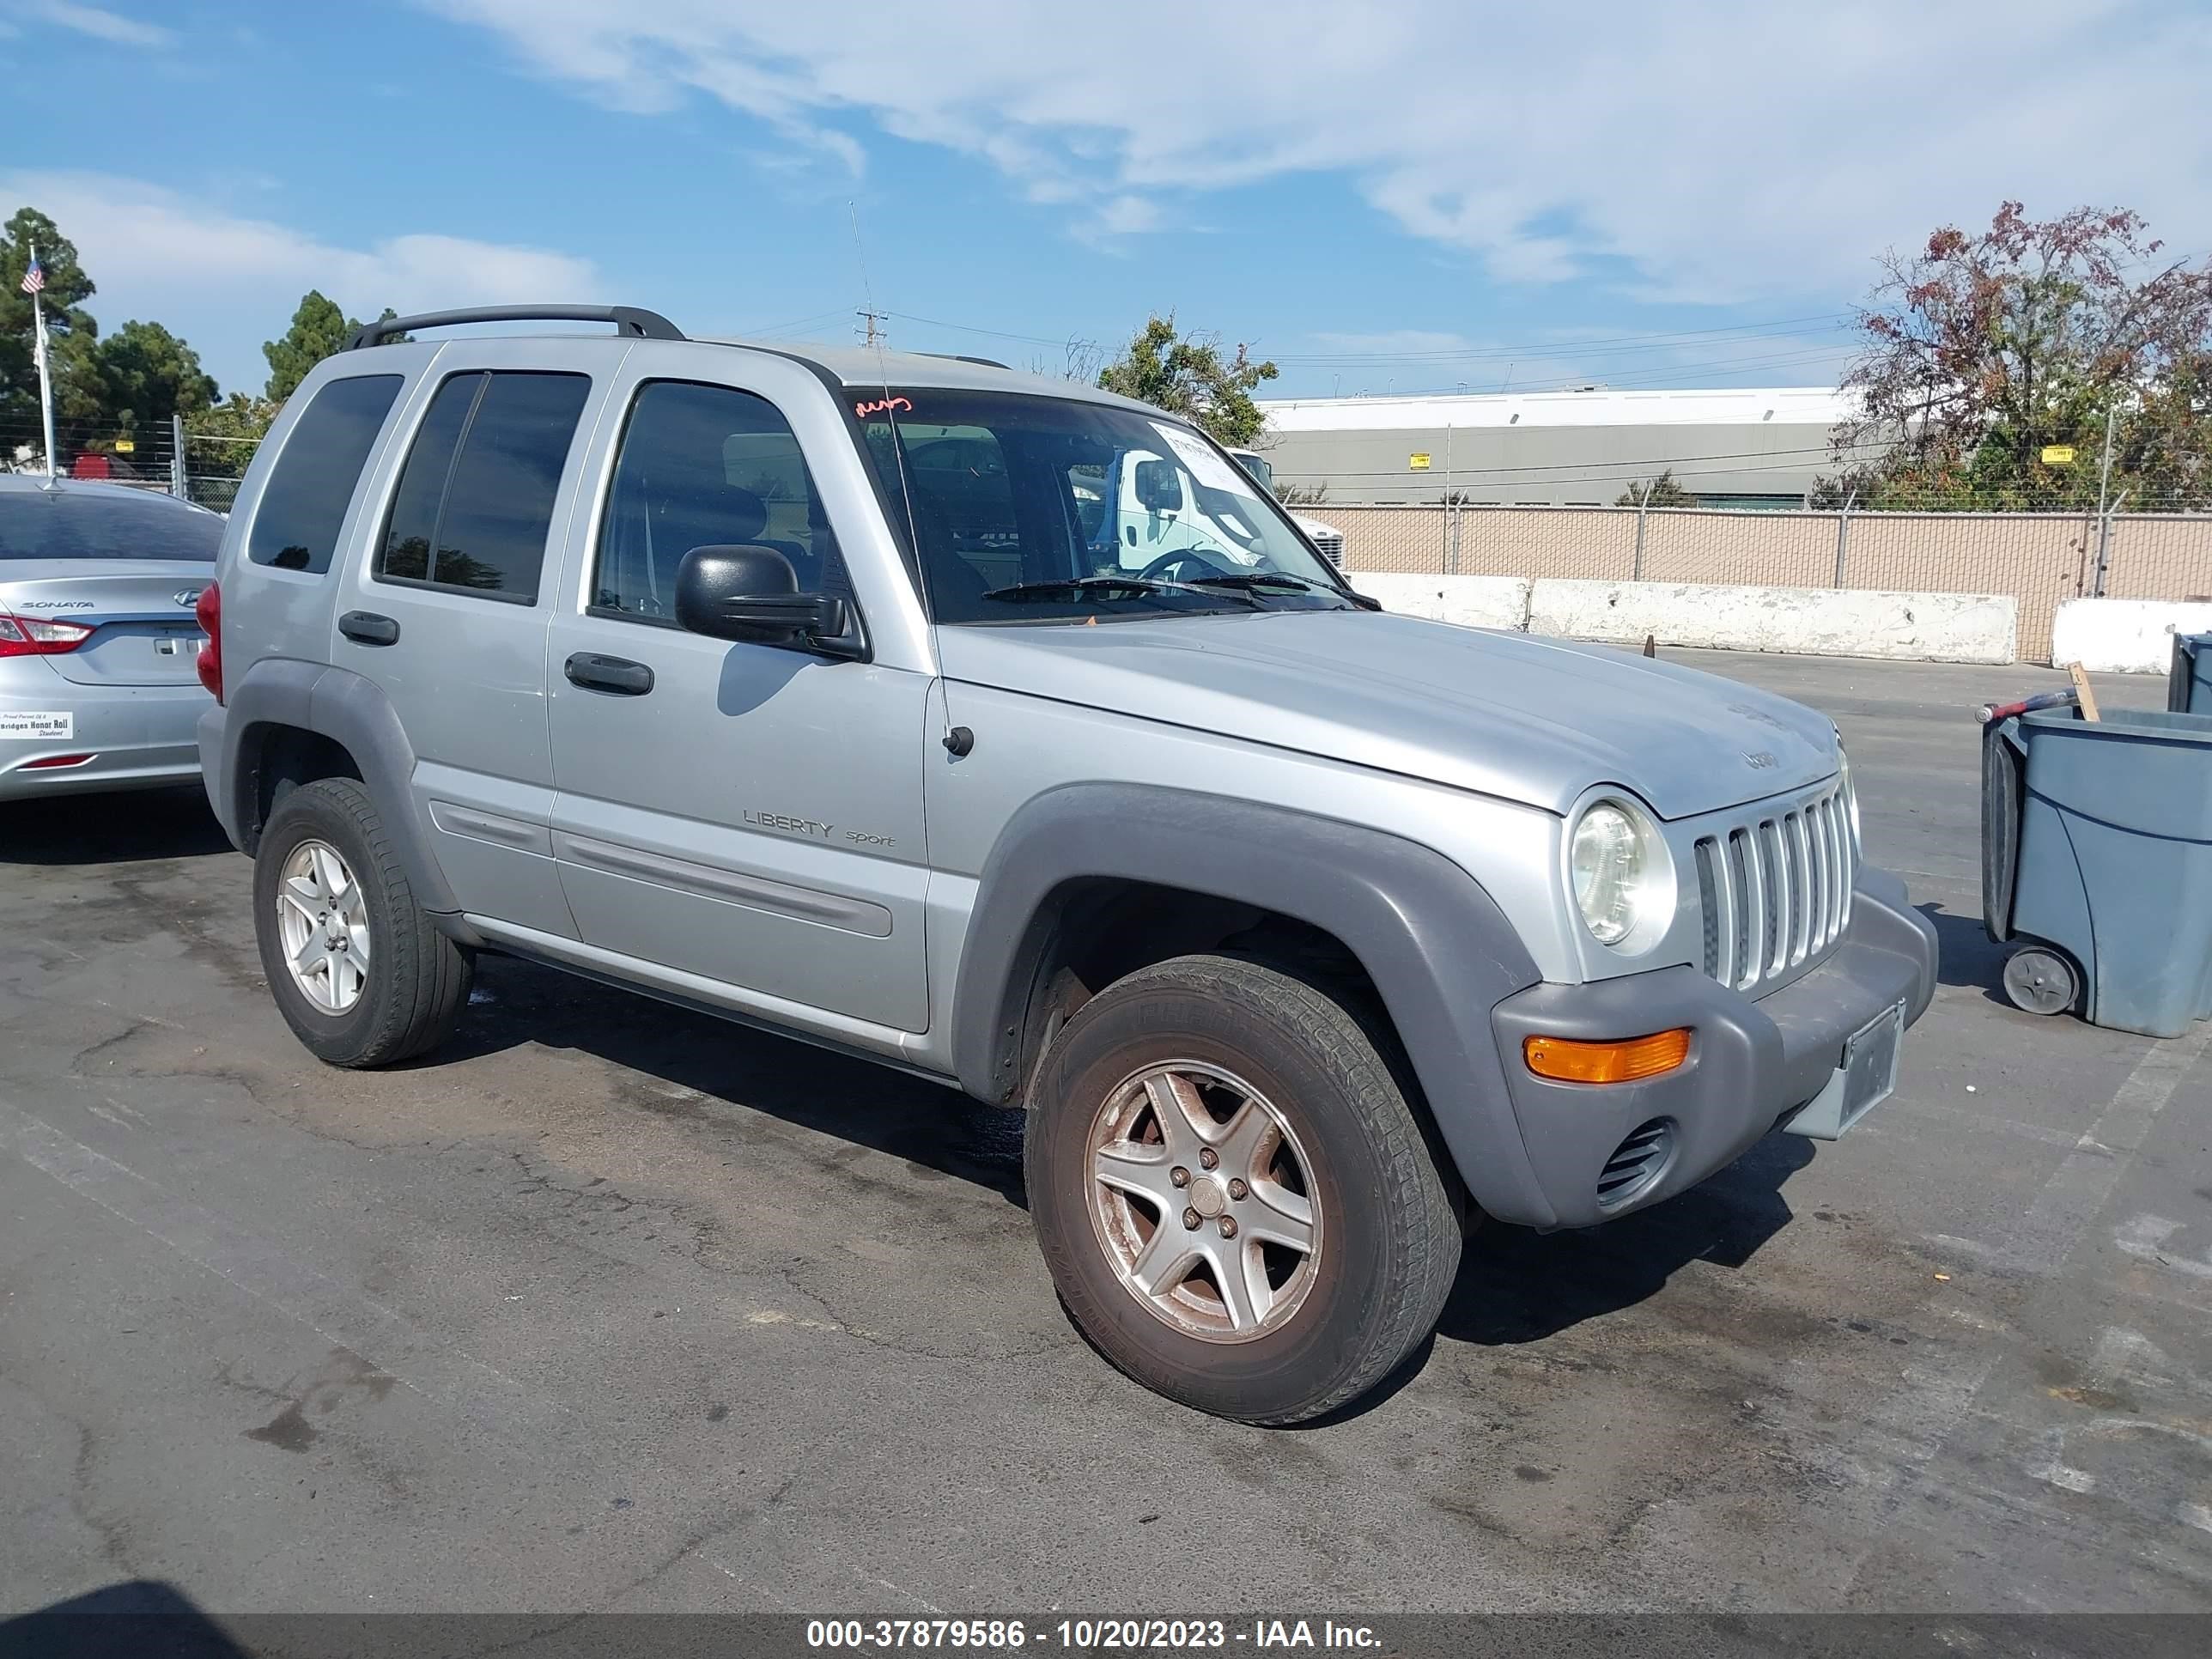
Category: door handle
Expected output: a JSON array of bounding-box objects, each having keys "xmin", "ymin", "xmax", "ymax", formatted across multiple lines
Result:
[
  {"xmin": 564, "ymin": 653, "xmax": 654, "ymax": 696},
  {"xmin": 338, "ymin": 611, "xmax": 400, "ymax": 646}
]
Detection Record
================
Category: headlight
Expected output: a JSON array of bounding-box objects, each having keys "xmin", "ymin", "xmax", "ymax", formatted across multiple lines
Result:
[{"xmin": 1570, "ymin": 798, "xmax": 1668, "ymax": 947}]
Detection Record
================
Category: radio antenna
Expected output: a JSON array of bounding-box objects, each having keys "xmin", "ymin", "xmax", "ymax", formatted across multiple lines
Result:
[{"xmin": 848, "ymin": 198, "xmax": 956, "ymax": 750}]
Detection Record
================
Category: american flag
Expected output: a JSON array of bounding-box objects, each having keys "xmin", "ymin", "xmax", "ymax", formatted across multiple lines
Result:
[{"xmin": 19, "ymin": 255, "xmax": 43, "ymax": 296}]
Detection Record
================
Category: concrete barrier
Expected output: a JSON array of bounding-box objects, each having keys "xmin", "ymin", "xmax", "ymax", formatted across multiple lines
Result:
[
  {"xmin": 1348, "ymin": 573, "xmax": 2019, "ymax": 663},
  {"xmin": 1527, "ymin": 580, "xmax": 2017, "ymax": 664},
  {"xmin": 2050, "ymin": 599, "xmax": 2212, "ymax": 674},
  {"xmin": 1348, "ymin": 573, "xmax": 1531, "ymax": 630}
]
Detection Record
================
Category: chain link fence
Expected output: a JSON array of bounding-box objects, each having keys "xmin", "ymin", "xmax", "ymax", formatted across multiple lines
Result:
[
  {"xmin": 1, "ymin": 414, "xmax": 254, "ymax": 513},
  {"xmin": 1327, "ymin": 503, "xmax": 2212, "ymax": 663}
]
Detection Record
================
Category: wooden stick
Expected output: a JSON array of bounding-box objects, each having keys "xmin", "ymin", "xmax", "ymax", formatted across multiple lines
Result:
[{"xmin": 2067, "ymin": 663, "xmax": 2101, "ymax": 721}]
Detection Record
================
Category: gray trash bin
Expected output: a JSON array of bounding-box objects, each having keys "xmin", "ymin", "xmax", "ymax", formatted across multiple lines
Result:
[
  {"xmin": 2170, "ymin": 631, "xmax": 2212, "ymax": 714},
  {"xmin": 1984, "ymin": 706, "xmax": 2212, "ymax": 1036}
]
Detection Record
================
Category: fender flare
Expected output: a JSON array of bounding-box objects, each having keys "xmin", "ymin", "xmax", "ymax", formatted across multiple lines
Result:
[
  {"xmin": 218, "ymin": 659, "xmax": 461, "ymax": 915},
  {"xmin": 950, "ymin": 782, "xmax": 1559, "ymax": 1226}
]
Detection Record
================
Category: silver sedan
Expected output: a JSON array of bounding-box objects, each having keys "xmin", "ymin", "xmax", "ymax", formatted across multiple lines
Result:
[{"xmin": 1, "ymin": 474, "xmax": 225, "ymax": 801}]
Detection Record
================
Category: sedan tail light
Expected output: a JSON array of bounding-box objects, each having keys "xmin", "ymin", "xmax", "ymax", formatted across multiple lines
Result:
[
  {"xmin": 194, "ymin": 581, "xmax": 222, "ymax": 702},
  {"xmin": 0, "ymin": 605, "xmax": 95, "ymax": 657}
]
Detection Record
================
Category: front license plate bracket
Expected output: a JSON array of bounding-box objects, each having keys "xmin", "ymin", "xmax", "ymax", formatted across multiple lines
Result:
[{"xmin": 1785, "ymin": 1000, "xmax": 1905, "ymax": 1140}]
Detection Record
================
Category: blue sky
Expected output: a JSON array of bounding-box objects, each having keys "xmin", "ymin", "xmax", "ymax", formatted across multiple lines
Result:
[{"xmin": 3, "ymin": 0, "xmax": 2207, "ymax": 403}]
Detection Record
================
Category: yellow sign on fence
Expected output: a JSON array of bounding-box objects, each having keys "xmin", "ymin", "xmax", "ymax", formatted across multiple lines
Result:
[
  {"xmin": 1408, "ymin": 453, "xmax": 1431, "ymax": 471},
  {"xmin": 2040, "ymin": 445, "xmax": 2075, "ymax": 465},
  {"xmin": 113, "ymin": 439, "xmax": 135, "ymax": 453}
]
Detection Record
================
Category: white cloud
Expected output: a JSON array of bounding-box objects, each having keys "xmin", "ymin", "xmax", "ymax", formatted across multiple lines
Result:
[
  {"xmin": 21, "ymin": 2, "xmax": 176, "ymax": 48},
  {"xmin": 3, "ymin": 171, "xmax": 602, "ymax": 392},
  {"xmin": 423, "ymin": 0, "xmax": 2212, "ymax": 301}
]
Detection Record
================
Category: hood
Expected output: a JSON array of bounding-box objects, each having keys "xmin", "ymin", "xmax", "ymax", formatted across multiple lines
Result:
[{"xmin": 937, "ymin": 610, "xmax": 1838, "ymax": 819}]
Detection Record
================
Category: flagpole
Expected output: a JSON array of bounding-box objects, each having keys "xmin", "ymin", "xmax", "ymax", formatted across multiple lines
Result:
[{"xmin": 28, "ymin": 245, "xmax": 57, "ymax": 483}]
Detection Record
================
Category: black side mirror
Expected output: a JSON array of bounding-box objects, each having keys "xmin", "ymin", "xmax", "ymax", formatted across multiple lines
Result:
[
  {"xmin": 1133, "ymin": 459, "xmax": 1183, "ymax": 513},
  {"xmin": 674, "ymin": 545, "xmax": 857, "ymax": 656}
]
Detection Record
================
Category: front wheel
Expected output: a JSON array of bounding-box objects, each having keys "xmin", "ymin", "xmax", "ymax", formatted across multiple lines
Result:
[{"xmin": 1025, "ymin": 954, "xmax": 1460, "ymax": 1425}]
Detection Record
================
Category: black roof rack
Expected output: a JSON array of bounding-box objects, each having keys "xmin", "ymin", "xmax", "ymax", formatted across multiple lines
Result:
[
  {"xmin": 916, "ymin": 351, "xmax": 1011, "ymax": 370},
  {"xmin": 343, "ymin": 305, "xmax": 685, "ymax": 351}
]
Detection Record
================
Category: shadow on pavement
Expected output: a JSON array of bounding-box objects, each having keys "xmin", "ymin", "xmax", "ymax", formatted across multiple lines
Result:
[
  {"xmin": 1919, "ymin": 899, "xmax": 2017, "ymax": 1009},
  {"xmin": 433, "ymin": 951, "xmax": 1030, "ymax": 1206},
  {"xmin": 0, "ymin": 1579, "xmax": 252, "ymax": 1659},
  {"xmin": 0, "ymin": 786, "xmax": 232, "ymax": 866},
  {"xmin": 1437, "ymin": 1127, "xmax": 1814, "ymax": 1347},
  {"xmin": 1296, "ymin": 1129, "xmax": 1815, "ymax": 1424}
]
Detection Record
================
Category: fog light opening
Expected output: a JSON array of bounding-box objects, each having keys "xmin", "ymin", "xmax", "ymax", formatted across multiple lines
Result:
[
  {"xmin": 1523, "ymin": 1027, "xmax": 1691, "ymax": 1085},
  {"xmin": 1596, "ymin": 1117, "xmax": 1676, "ymax": 1209}
]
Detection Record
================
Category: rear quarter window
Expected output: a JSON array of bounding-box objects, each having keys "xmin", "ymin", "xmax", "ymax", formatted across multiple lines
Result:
[
  {"xmin": 374, "ymin": 370, "xmax": 591, "ymax": 605},
  {"xmin": 247, "ymin": 374, "xmax": 404, "ymax": 574},
  {"xmin": 0, "ymin": 488, "xmax": 225, "ymax": 562}
]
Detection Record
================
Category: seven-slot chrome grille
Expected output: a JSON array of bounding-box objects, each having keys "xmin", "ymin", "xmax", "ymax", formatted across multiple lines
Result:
[{"xmin": 1692, "ymin": 781, "xmax": 1854, "ymax": 994}]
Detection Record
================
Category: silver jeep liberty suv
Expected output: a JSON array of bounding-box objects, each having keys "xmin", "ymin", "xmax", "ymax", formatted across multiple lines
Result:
[{"xmin": 197, "ymin": 306, "xmax": 1937, "ymax": 1425}]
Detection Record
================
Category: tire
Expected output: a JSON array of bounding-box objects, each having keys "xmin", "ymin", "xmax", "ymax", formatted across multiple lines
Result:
[
  {"xmin": 1025, "ymin": 953, "xmax": 1460, "ymax": 1425},
  {"xmin": 253, "ymin": 776, "xmax": 472, "ymax": 1067}
]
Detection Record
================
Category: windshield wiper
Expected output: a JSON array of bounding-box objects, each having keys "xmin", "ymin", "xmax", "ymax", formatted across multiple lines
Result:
[
  {"xmin": 978, "ymin": 576, "xmax": 1257, "ymax": 608},
  {"xmin": 1176, "ymin": 571, "xmax": 1353, "ymax": 605}
]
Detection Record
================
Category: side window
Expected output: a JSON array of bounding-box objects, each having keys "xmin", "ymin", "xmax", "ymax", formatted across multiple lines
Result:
[
  {"xmin": 593, "ymin": 380, "xmax": 850, "ymax": 624},
  {"xmin": 246, "ymin": 374, "xmax": 403, "ymax": 573},
  {"xmin": 375, "ymin": 370, "xmax": 590, "ymax": 603}
]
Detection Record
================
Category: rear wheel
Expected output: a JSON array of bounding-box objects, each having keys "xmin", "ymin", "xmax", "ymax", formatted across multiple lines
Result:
[
  {"xmin": 1026, "ymin": 953, "xmax": 1459, "ymax": 1425},
  {"xmin": 2002, "ymin": 945, "xmax": 2079, "ymax": 1017},
  {"xmin": 253, "ymin": 777, "xmax": 471, "ymax": 1066}
]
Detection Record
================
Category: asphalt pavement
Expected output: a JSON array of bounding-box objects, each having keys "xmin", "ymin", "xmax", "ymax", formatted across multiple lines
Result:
[{"xmin": 1, "ymin": 652, "xmax": 2207, "ymax": 1617}]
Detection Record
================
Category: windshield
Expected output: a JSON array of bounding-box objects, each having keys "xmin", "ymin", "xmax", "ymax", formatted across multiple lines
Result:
[
  {"xmin": 0, "ymin": 486, "xmax": 224, "ymax": 562},
  {"xmin": 849, "ymin": 390, "xmax": 1349, "ymax": 623}
]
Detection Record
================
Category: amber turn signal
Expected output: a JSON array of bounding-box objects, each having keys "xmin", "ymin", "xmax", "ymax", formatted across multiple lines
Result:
[{"xmin": 1522, "ymin": 1028, "xmax": 1691, "ymax": 1084}]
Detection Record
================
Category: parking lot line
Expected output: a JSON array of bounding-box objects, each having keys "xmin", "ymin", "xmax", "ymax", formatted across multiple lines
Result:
[{"xmin": 2010, "ymin": 1028, "xmax": 2212, "ymax": 1276}]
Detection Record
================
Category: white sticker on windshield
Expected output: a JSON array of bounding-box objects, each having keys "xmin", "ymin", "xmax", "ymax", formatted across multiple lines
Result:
[
  {"xmin": 0, "ymin": 712, "xmax": 73, "ymax": 740},
  {"xmin": 1150, "ymin": 422, "xmax": 1250, "ymax": 495}
]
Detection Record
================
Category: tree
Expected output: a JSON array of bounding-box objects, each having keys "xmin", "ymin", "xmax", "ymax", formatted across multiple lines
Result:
[
  {"xmin": 1615, "ymin": 469, "xmax": 1698, "ymax": 507},
  {"xmin": 263, "ymin": 295, "xmax": 407, "ymax": 402},
  {"xmin": 1827, "ymin": 203, "xmax": 2212, "ymax": 510},
  {"xmin": 263, "ymin": 290, "xmax": 356, "ymax": 402},
  {"xmin": 96, "ymin": 319, "xmax": 217, "ymax": 438},
  {"xmin": 1, "ymin": 208, "xmax": 103, "ymax": 440},
  {"xmin": 1097, "ymin": 314, "xmax": 1279, "ymax": 447}
]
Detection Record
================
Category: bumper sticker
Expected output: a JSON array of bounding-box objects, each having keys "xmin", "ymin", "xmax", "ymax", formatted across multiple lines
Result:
[{"xmin": 1, "ymin": 712, "xmax": 74, "ymax": 740}]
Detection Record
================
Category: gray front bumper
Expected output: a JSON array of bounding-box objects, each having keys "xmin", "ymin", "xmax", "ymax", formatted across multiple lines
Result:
[{"xmin": 1487, "ymin": 867, "xmax": 1937, "ymax": 1231}]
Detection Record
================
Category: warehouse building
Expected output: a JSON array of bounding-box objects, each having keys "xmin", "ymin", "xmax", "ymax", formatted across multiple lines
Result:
[{"xmin": 1256, "ymin": 385, "xmax": 1863, "ymax": 508}]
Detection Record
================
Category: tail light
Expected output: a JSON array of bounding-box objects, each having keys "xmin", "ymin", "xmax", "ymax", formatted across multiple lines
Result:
[
  {"xmin": 0, "ymin": 605, "xmax": 95, "ymax": 658},
  {"xmin": 194, "ymin": 581, "xmax": 222, "ymax": 702}
]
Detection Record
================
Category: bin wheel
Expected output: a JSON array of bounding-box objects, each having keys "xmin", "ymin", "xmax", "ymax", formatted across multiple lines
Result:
[{"xmin": 2002, "ymin": 946, "xmax": 2079, "ymax": 1016}]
